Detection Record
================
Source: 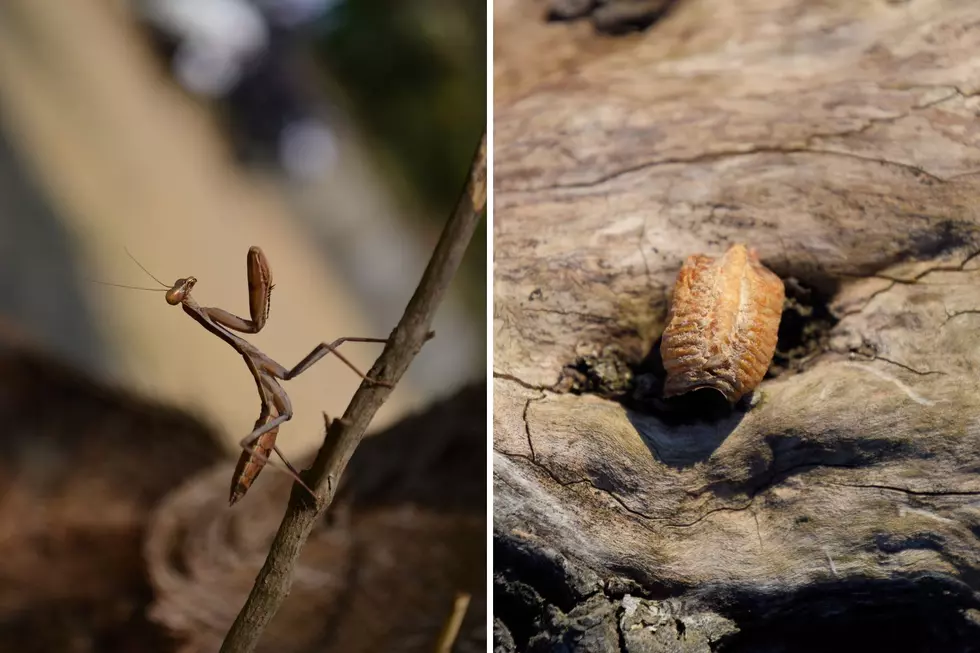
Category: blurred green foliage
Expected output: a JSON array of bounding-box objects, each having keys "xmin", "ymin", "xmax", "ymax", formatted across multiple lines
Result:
[{"xmin": 312, "ymin": 0, "xmax": 486, "ymax": 323}]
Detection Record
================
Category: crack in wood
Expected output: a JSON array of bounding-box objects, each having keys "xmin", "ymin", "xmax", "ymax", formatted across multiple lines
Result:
[{"xmin": 825, "ymin": 482, "xmax": 980, "ymax": 497}]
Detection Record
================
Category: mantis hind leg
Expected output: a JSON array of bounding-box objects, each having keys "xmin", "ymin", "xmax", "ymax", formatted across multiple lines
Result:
[
  {"xmin": 272, "ymin": 444, "xmax": 306, "ymax": 485},
  {"xmin": 261, "ymin": 337, "xmax": 394, "ymax": 386}
]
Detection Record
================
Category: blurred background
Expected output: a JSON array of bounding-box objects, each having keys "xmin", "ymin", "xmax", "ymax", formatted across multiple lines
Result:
[{"xmin": 0, "ymin": 0, "xmax": 486, "ymax": 456}]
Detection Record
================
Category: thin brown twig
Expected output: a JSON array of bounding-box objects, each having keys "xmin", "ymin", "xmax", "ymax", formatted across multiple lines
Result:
[
  {"xmin": 434, "ymin": 592, "xmax": 472, "ymax": 653},
  {"xmin": 218, "ymin": 131, "xmax": 486, "ymax": 653}
]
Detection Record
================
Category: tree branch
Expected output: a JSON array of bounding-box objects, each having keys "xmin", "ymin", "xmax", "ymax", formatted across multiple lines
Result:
[{"xmin": 219, "ymin": 131, "xmax": 486, "ymax": 653}]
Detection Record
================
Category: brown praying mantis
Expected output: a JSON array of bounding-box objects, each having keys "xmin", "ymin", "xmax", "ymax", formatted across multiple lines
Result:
[{"xmin": 99, "ymin": 246, "xmax": 392, "ymax": 504}]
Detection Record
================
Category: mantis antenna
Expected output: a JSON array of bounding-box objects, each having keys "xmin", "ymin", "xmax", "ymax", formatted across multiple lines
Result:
[{"xmin": 124, "ymin": 247, "xmax": 170, "ymax": 288}]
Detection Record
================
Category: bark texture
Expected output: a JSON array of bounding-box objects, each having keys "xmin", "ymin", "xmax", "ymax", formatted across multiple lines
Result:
[{"xmin": 493, "ymin": 1, "xmax": 980, "ymax": 650}]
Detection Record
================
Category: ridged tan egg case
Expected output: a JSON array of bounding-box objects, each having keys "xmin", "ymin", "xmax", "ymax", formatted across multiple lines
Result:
[{"xmin": 660, "ymin": 244, "xmax": 785, "ymax": 404}]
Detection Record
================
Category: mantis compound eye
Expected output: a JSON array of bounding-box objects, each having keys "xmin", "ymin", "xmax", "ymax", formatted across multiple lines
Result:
[
  {"xmin": 165, "ymin": 288, "xmax": 183, "ymax": 305},
  {"xmin": 166, "ymin": 277, "xmax": 197, "ymax": 305}
]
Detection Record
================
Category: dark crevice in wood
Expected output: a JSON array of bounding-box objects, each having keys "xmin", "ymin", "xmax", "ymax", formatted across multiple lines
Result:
[{"xmin": 709, "ymin": 575, "xmax": 980, "ymax": 653}]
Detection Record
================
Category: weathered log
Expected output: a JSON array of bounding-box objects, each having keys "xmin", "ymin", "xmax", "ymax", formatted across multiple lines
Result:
[
  {"xmin": 146, "ymin": 382, "xmax": 487, "ymax": 653},
  {"xmin": 493, "ymin": 1, "xmax": 980, "ymax": 650}
]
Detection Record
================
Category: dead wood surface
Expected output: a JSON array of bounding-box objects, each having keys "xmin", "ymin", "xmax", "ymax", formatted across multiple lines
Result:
[
  {"xmin": 493, "ymin": 1, "xmax": 980, "ymax": 651},
  {"xmin": 146, "ymin": 381, "xmax": 487, "ymax": 653}
]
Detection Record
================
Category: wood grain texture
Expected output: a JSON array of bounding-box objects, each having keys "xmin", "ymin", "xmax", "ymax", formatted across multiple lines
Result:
[
  {"xmin": 494, "ymin": 0, "xmax": 980, "ymax": 650},
  {"xmin": 661, "ymin": 244, "xmax": 785, "ymax": 403}
]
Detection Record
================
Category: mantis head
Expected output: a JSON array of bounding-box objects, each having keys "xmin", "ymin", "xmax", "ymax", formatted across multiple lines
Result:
[{"xmin": 166, "ymin": 277, "xmax": 197, "ymax": 305}]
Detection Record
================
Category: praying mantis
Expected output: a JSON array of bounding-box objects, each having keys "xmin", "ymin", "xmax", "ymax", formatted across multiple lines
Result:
[{"xmin": 101, "ymin": 246, "xmax": 392, "ymax": 504}]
